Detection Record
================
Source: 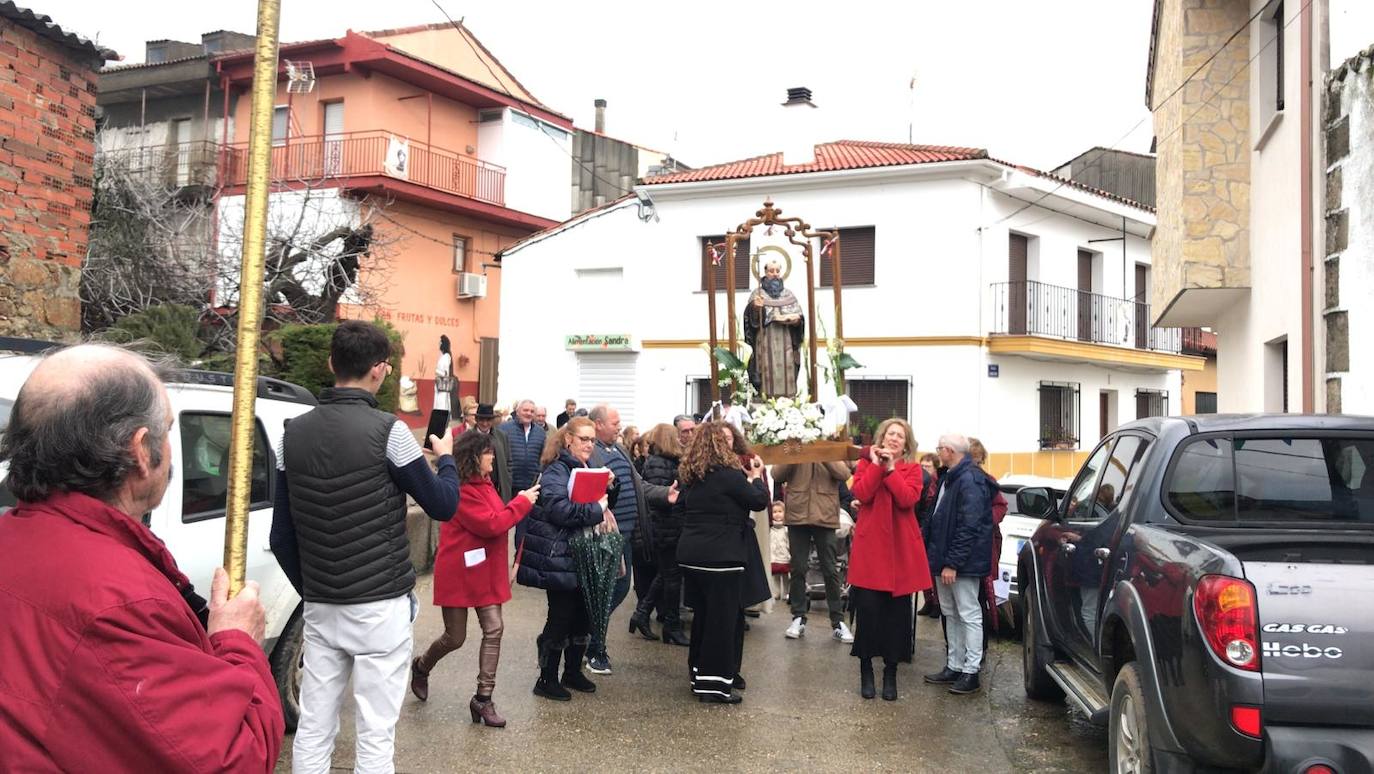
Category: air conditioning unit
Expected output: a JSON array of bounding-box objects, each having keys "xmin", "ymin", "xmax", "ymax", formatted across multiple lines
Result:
[{"xmin": 456, "ymin": 272, "xmax": 487, "ymax": 299}]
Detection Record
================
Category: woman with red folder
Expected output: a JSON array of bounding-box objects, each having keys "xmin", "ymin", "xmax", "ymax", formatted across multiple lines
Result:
[
  {"xmin": 410, "ymin": 431, "xmax": 539, "ymax": 727},
  {"xmin": 514, "ymin": 417, "xmax": 621, "ymax": 701}
]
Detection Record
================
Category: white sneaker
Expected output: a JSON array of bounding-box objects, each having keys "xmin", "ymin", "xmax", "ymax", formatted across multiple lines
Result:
[
  {"xmin": 834, "ymin": 621, "xmax": 855, "ymax": 644},
  {"xmin": 785, "ymin": 617, "xmax": 806, "ymax": 639}
]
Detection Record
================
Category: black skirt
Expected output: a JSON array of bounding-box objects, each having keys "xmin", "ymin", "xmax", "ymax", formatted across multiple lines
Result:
[{"xmin": 848, "ymin": 586, "xmax": 915, "ymax": 664}]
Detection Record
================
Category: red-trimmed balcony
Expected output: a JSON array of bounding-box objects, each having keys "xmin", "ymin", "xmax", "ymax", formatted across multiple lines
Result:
[{"xmin": 218, "ymin": 131, "xmax": 550, "ymax": 229}]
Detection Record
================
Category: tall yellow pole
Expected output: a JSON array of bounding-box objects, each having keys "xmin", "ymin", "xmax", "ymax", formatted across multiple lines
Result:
[{"xmin": 224, "ymin": 0, "xmax": 283, "ymax": 595}]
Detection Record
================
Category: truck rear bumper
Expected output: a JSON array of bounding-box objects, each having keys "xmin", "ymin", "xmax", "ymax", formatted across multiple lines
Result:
[{"xmin": 1261, "ymin": 725, "xmax": 1374, "ymax": 774}]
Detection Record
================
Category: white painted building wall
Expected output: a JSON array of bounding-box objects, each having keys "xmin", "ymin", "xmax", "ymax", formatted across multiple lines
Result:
[
  {"xmin": 498, "ymin": 162, "xmax": 1181, "ymax": 452},
  {"xmin": 476, "ymin": 107, "xmax": 572, "ymax": 223}
]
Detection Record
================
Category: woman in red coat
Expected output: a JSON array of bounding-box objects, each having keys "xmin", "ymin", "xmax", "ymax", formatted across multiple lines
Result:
[
  {"xmin": 848, "ymin": 417, "xmax": 933, "ymax": 701},
  {"xmin": 410, "ymin": 431, "xmax": 539, "ymax": 727}
]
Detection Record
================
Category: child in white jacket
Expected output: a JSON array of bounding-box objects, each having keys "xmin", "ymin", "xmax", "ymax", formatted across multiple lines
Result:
[{"xmin": 768, "ymin": 501, "xmax": 791, "ymax": 600}]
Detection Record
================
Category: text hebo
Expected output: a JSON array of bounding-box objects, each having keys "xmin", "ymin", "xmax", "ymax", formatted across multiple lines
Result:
[{"xmin": 1261, "ymin": 642, "xmax": 1344, "ymax": 659}]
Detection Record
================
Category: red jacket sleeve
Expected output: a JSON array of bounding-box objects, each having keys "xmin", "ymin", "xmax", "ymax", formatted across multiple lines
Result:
[
  {"xmin": 457, "ymin": 490, "xmax": 534, "ymax": 539},
  {"xmin": 850, "ymin": 457, "xmax": 885, "ymax": 502},
  {"xmin": 883, "ymin": 462, "xmax": 922, "ymax": 510},
  {"xmin": 47, "ymin": 599, "xmax": 283, "ymax": 774},
  {"xmin": 992, "ymin": 489, "xmax": 1008, "ymax": 524}
]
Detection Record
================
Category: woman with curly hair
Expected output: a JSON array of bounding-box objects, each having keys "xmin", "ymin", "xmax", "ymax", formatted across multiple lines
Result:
[
  {"xmin": 411, "ymin": 431, "xmax": 540, "ymax": 727},
  {"xmin": 675, "ymin": 421, "xmax": 769, "ymax": 704}
]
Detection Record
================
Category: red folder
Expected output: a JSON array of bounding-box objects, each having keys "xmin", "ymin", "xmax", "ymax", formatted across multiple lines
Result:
[{"xmin": 568, "ymin": 468, "xmax": 612, "ymax": 504}]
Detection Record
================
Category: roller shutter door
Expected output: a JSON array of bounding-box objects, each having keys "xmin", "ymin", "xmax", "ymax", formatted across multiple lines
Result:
[{"xmin": 577, "ymin": 352, "xmax": 637, "ymax": 425}]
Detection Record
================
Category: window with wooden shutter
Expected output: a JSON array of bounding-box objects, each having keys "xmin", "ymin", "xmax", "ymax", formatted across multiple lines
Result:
[
  {"xmin": 848, "ymin": 378, "xmax": 910, "ymax": 431},
  {"xmin": 1135, "ymin": 389, "xmax": 1168, "ymax": 419},
  {"xmin": 818, "ymin": 226, "xmax": 875, "ymax": 287},
  {"xmin": 689, "ymin": 377, "xmax": 733, "ymax": 418},
  {"xmin": 1039, "ymin": 381, "xmax": 1080, "ymax": 450},
  {"xmin": 699, "ymin": 235, "xmax": 751, "ymax": 291}
]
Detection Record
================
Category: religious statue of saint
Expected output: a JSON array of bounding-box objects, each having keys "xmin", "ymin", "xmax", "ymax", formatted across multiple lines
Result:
[{"xmin": 743, "ymin": 255, "xmax": 804, "ymax": 398}]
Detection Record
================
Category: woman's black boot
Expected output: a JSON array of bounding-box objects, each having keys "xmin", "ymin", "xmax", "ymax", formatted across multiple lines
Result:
[
  {"xmin": 628, "ymin": 599, "xmax": 657, "ymax": 641},
  {"xmin": 859, "ymin": 659, "xmax": 876, "ymax": 700},
  {"xmin": 661, "ymin": 623, "xmax": 690, "ymax": 647},
  {"xmin": 881, "ymin": 663, "xmax": 898, "ymax": 701}
]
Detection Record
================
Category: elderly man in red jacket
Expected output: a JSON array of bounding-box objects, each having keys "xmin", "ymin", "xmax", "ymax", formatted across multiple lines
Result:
[{"xmin": 0, "ymin": 344, "xmax": 283, "ymax": 772}]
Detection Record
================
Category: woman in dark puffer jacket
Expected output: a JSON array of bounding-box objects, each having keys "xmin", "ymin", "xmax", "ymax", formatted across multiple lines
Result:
[
  {"xmin": 635, "ymin": 423, "xmax": 689, "ymax": 646},
  {"xmin": 515, "ymin": 417, "xmax": 620, "ymax": 701}
]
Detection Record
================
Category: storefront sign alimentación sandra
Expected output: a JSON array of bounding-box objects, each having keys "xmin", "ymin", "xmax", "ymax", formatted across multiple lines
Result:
[{"xmin": 565, "ymin": 334, "xmax": 633, "ymax": 351}]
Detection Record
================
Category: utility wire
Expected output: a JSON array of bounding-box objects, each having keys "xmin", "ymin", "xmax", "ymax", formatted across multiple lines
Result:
[{"xmin": 982, "ymin": 0, "xmax": 1306, "ymax": 231}]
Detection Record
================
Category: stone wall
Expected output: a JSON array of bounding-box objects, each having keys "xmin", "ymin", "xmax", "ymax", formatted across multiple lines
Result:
[
  {"xmin": 1323, "ymin": 46, "xmax": 1374, "ymax": 414},
  {"xmin": 0, "ymin": 20, "xmax": 102, "ymax": 339},
  {"xmin": 1150, "ymin": 0, "xmax": 1252, "ymax": 319}
]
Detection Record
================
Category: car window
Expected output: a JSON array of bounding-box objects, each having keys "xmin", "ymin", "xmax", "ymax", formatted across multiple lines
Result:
[
  {"xmin": 1167, "ymin": 434, "xmax": 1374, "ymax": 526},
  {"xmin": 1166, "ymin": 437, "xmax": 1234, "ymax": 521},
  {"xmin": 0, "ymin": 397, "xmax": 12, "ymax": 436},
  {"xmin": 1234, "ymin": 437, "xmax": 1374, "ymax": 524},
  {"xmin": 1064, "ymin": 441, "xmax": 1113, "ymax": 522},
  {"xmin": 180, "ymin": 412, "xmax": 272, "ymax": 522},
  {"xmin": 1088, "ymin": 435, "xmax": 1148, "ymax": 522}
]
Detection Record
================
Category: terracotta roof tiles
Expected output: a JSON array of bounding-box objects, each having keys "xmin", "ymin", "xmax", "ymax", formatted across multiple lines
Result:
[{"xmin": 641, "ymin": 140, "xmax": 987, "ymax": 184}]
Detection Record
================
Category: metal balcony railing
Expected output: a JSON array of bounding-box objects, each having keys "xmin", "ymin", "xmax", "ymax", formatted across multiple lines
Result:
[
  {"xmin": 95, "ymin": 140, "xmax": 221, "ymax": 188},
  {"xmin": 991, "ymin": 280, "xmax": 1183, "ymax": 354},
  {"xmin": 1181, "ymin": 327, "xmax": 1218, "ymax": 355},
  {"xmin": 220, "ymin": 130, "xmax": 506, "ymax": 207}
]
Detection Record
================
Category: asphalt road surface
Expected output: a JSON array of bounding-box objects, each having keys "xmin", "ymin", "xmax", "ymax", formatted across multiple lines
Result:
[{"xmin": 277, "ymin": 576, "xmax": 1107, "ymax": 773}]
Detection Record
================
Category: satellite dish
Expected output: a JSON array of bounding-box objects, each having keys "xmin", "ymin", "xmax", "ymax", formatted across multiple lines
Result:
[{"xmin": 285, "ymin": 60, "xmax": 316, "ymax": 94}]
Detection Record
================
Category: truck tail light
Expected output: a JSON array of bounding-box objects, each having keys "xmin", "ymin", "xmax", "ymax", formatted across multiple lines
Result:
[
  {"xmin": 1230, "ymin": 704, "xmax": 1262, "ymax": 738},
  {"xmin": 1303, "ymin": 766, "xmax": 1336, "ymax": 774},
  {"xmin": 1194, "ymin": 575, "xmax": 1260, "ymax": 671}
]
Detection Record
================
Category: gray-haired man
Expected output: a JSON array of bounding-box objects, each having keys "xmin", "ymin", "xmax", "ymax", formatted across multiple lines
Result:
[{"xmin": 922, "ymin": 434, "xmax": 996, "ymax": 695}]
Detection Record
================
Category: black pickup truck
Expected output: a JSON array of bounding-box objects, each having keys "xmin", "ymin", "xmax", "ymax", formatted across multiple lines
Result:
[{"xmin": 1016, "ymin": 415, "xmax": 1374, "ymax": 774}]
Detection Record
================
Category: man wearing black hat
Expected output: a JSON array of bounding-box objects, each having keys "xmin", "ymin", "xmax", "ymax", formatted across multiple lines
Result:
[{"xmin": 464, "ymin": 403, "xmax": 513, "ymax": 502}]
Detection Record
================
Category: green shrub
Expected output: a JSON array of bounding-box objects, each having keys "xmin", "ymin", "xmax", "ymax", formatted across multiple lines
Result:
[
  {"xmin": 104, "ymin": 304, "xmax": 205, "ymax": 361},
  {"xmin": 268, "ymin": 319, "xmax": 405, "ymax": 411}
]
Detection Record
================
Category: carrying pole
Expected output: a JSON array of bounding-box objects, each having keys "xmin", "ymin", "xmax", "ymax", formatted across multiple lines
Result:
[{"xmin": 223, "ymin": 0, "xmax": 283, "ymax": 595}]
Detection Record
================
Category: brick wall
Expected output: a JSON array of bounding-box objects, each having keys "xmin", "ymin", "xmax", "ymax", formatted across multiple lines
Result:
[{"xmin": 0, "ymin": 19, "xmax": 102, "ymax": 338}]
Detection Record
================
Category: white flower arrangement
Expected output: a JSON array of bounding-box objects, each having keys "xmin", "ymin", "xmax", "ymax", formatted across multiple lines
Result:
[{"xmin": 746, "ymin": 396, "xmax": 829, "ymax": 446}]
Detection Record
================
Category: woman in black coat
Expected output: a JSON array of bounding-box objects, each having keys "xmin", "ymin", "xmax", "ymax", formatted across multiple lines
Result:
[
  {"xmin": 515, "ymin": 416, "xmax": 618, "ymax": 702},
  {"xmin": 632, "ymin": 423, "xmax": 689, "ymax": 645},
  {"xmin": 676, "ymin": 421, "xmax": 770, "ymax": 704}
]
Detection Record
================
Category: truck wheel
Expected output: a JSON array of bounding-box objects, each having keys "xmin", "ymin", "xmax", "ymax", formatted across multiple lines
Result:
[
  {"xmin": 270, "ymin": 606, "xmax": 304, "ymax": 733},
  {"xmin": 1022, "ymin": 583, "xmax": 1064, "ymax": 701},
  {"xmin": 1109, "ymin": 663, "xmax": 1156, "ymax": 774}
]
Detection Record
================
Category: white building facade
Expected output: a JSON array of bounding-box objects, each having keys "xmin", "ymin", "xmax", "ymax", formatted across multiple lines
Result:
[{"xmin": 498, "ymin": 142, "xmax": 1200, "ymax": 476}]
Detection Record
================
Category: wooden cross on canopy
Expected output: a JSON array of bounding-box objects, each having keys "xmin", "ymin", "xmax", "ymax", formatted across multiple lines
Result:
[{"xmin": 704, "ymin": 199, "xmax": 845, "ymax": 410}]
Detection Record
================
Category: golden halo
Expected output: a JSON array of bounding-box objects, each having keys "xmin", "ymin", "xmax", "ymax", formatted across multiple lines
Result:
[{"xmin": 751, "ymin": 244, "xmax": 792, "ymax": 282}]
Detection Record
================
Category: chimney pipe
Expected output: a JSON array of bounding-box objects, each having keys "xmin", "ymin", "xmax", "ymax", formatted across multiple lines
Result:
[
  {"xmin": 594, "ymin": 98, "xmax": 607, "ymax": 134},
  {"xmin": 780, "ymin": 87, "xmax": 817, "ymax": 166}
]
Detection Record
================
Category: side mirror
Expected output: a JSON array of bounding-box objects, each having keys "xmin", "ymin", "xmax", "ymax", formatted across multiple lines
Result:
[{"xmin": 1017, "ymin": 487, "xmax": 1056, "ymax": 520}]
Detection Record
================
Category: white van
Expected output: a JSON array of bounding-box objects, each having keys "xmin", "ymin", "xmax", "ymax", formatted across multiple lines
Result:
[{"xmin": 0, "ymin": 345, "xmax": 312, "ymax": 730}]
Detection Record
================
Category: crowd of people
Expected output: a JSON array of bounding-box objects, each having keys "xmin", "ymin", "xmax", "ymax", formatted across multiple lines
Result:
[{"xmin": 0, "ymin": 322, "xmax": 1012, "ymax": 772}]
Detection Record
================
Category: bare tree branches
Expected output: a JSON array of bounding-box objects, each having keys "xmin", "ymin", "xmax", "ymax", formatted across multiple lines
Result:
[{"xmin": 81, "ymin": 150, "xmax": 401, "ymax": 355}]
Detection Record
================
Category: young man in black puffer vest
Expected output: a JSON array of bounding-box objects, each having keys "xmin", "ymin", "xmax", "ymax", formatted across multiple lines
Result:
[{"xmin": 271, "ymin": 321, "xmax": 460, "ymax": 773}]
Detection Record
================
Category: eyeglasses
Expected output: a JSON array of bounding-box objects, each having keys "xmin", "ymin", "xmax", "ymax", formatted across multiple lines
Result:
[
  {"xmin": 572, "ymin": 435, "xmax": 596, "ymax": 443},
  {"xmin": 935, "ymin": 445, "xmax": 951, "ymax": 452}
]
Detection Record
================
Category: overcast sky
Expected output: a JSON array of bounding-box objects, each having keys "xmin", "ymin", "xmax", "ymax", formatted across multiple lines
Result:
[{"xmin": 42, "ymin": 0, "xmax": 1374, "ymax": 171}]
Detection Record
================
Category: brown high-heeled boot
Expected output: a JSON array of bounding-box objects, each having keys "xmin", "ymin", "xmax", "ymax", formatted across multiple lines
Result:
[
  {"xmin": 409, "ymin": 657, "xmax": 430, "ymax": 702},
  {"xmin": 469, "ymin": 695, "xmax": 507, "ymax": 728}
]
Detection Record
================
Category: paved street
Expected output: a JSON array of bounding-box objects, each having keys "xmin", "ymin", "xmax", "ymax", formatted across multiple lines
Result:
[{"xmin": 277, "ymin": 576, "xmax": 1106, "ymax": 773}]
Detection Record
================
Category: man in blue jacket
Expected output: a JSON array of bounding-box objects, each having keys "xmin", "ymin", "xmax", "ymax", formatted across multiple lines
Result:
[
  {"xmin": 500, "ymin": 399, "xmax": 546, "ymax": 494},
  {"xmin": 922, "ymin": 434, "xmax": 994, "ymax": 696}
]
